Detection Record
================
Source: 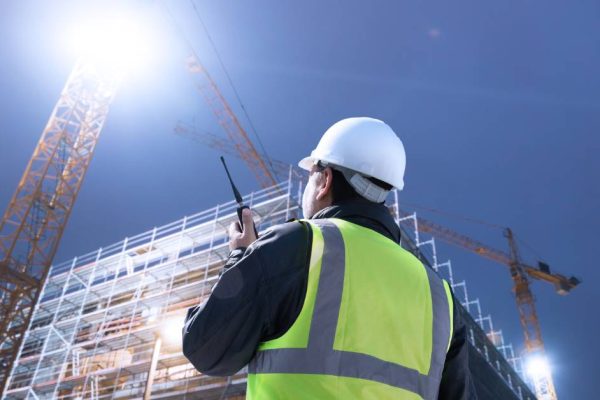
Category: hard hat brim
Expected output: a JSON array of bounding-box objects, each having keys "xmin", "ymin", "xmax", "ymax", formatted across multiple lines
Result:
[{"xmin": 298, "ymin": 156, "xmax": 314, "ymax": 171}]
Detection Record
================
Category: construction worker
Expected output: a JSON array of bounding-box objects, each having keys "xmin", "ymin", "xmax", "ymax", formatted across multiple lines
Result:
[{"xmin": 183, "ymin": 117, "xmax": 474, "ymax": 399}]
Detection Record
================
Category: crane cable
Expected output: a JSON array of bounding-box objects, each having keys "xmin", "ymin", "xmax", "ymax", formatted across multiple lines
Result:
[{"xmin": 188, "ymin": 0, "xmax": 281, "ymax": 183}]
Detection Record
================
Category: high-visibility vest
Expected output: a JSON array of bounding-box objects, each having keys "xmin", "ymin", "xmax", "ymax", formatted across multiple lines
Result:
[{"xmin": 247, "ymin": 218, "xmax": 454, "ymax": 400}]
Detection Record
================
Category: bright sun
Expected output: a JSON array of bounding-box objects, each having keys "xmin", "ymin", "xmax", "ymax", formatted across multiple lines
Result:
[{"xmin": 68, "ymin": 12, "xmax": 156, "ymax": 77}]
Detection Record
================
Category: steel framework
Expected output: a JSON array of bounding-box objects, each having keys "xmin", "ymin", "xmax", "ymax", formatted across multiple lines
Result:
[
  {"xmin": 0, "ymin": 59, "xmax": 120, "ymax": 394},
  {"xmin": 3, "ymin": 175, "xmax": 535, "ymax": 399}
]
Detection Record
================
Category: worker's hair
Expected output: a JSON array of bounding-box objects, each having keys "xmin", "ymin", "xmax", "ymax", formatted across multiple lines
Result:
[{"xmin": 330, "ymin": 168, "xmax": 361, "ymax": 203}]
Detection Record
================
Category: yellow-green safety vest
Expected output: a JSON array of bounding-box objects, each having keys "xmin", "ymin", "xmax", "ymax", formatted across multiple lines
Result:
[{"xmin": 247, "ymin": 218, "xmax": 454, "ymax": 400}]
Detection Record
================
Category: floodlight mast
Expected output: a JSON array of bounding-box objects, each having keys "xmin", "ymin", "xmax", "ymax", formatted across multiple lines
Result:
[{"xmin": 0, "ymin": 58, "xmax": 122, "ymax": 395}]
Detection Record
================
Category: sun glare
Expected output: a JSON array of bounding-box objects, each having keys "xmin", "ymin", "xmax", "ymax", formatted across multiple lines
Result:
[{"xmin": 68, "ymin": 12, "xmax": 155, "ymax": 76}]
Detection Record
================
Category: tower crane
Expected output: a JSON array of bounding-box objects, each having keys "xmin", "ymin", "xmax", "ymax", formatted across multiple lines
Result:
[
  {"xmin": 396, "ymin": 212, "xmax": 579, "ymax": 400},
  {"xmin": 0, "ymin": 9, "xmax": 159, "ymax": 393},
  {"xmin": 177, "ymin": 124, "xmax": 579, "ymax": 400},
  {"xmin": 0, "ymin": 60, "xmax": 121, "ymax": 394}
]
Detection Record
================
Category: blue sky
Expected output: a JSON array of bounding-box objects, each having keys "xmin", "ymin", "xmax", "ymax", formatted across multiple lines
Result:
[{"xmin": 0, "ymin": 0, "xmax": 598, "ymax": 397}]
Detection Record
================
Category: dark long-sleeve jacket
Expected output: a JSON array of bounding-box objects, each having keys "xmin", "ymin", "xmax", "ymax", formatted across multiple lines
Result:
[{"xmin": 183, "ymin": 198, "xmax": 473, "ymax": 399}]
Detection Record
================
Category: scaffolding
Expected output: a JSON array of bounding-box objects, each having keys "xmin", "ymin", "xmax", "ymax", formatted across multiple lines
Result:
[{"xmin": 3, "ymin": 175, "xmax": 535, "ymax": 399}]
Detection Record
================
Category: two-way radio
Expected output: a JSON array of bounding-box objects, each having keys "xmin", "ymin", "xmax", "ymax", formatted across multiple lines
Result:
[{"xmin": 220, "ymin": 156, "xmax": 259, "ymax": 239}]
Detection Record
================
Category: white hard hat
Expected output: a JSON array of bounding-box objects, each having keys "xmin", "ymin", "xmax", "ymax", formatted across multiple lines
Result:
[{"xmin": 299, "ymin": 117, "xmax": 406, "ymax": 200}]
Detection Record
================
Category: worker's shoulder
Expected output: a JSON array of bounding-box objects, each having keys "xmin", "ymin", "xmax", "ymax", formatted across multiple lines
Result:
[
  {"xmin": 395, "ymin": 244, "xmax": 443, "ymax": 278},
  {"xmin": 249, "ymin": 219, "xmax": 311, "ymax": 253}
]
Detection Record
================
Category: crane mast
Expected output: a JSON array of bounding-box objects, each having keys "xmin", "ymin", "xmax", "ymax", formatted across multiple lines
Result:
[
  {"xmin": 504, "ymin": 228, "xmax": 544, "ymax": 352},
  {"xmin": 0, "ymin": 59, "xmax": 120, "ymax": 393},
  {"xmin": 504, "ymin": 228, "xmax": 558, "ymax": 400}
]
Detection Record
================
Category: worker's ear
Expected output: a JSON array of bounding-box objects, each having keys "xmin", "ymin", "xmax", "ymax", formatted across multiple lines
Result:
[{"xmin": 315, "ymin": 167, "xmax": 333, "ymax": 201}]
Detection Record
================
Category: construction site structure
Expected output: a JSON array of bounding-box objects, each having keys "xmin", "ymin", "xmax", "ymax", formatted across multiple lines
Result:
[
  {"xmin": 3, "ymin": 174, "xmax": 536, "ymax": 399},
  {"xmin": 0, "ymin": 59, "xmax": 121, "ymax": 394}
]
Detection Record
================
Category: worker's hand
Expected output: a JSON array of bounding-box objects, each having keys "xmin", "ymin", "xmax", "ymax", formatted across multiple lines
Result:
[{"xmin": 228, "ymin": 208, "xmax": 258, "ymax": 251}]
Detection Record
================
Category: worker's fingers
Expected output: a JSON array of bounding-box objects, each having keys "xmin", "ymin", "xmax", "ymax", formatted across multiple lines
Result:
[
  {"xmin": 228, "ymin": 221, "xmax": 242, "ymax": 237},
  {"xmin": 228, "ymin": 209, "xmax": 256, "ymax": 251},
  {"xmin": 240, "ymin": 208, "xmax": 254, "ymax": 235}
]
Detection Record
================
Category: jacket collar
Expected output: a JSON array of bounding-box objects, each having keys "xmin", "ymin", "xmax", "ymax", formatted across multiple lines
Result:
[{"xmin": 310, "ymin": 198, "xmax": 401, "ymax": 244}]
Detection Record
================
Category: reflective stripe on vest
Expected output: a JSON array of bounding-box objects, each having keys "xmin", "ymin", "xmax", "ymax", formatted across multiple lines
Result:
[{"xmin": 248, "ymin": 219, "xmax": 452, "ymax": 400}]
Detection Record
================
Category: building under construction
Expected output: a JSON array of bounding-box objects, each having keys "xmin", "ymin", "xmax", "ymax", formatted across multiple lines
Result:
[{"xmin": 3, "ymin": 174, "xmax": 536, "ymax": 400}]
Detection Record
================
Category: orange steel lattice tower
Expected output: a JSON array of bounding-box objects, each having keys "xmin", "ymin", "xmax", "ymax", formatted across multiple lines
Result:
[{"xmin": 0, "ymin": 60, "xmax": 120, "ymax": 393}]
